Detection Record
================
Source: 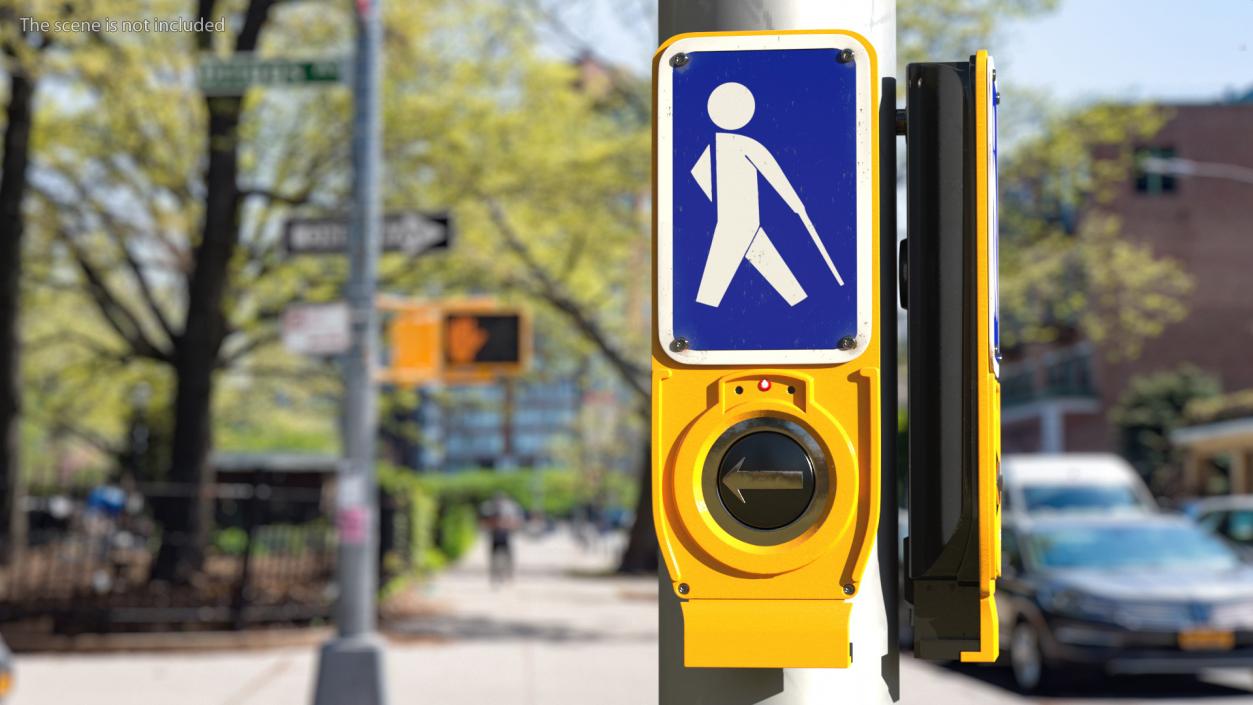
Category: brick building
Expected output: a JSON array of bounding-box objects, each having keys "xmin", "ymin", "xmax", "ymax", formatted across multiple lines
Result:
[{"xmin": 1001, "ymin": 100, "xmax": 1253, "ymax": 454}]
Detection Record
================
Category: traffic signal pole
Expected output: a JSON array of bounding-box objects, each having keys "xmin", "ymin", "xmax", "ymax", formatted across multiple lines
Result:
[
  {"xmin": 312, "ymin": 0, "xmax": 389, "ymax": 703},
  {"xmin": 656, "ymin": 1, "xmax": 899, "ymax": 703}
]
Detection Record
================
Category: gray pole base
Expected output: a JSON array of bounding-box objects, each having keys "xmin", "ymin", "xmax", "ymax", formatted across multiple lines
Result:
[{"xmin": 312, "ymin": 634, "xmax": 390, "ymax": 705}]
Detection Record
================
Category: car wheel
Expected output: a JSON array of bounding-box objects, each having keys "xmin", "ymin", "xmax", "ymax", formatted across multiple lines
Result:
[{"xmin": 1010, "ymin": 620, "xmax": 1050, "ymax": 693}]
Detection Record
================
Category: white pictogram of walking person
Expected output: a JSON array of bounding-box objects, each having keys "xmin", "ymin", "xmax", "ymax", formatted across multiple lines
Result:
[{"xmin": 690, "ymin": 81, "xmax": 845, "ymax": 308}]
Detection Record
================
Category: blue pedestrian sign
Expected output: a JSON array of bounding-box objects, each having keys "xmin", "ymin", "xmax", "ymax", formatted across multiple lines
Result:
[{"xmin": 657, "ymin": 32, "xmax": 875, "ymax": 366}]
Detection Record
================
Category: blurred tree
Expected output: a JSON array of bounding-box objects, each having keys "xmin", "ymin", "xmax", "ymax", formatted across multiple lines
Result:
[
  {"xmin": 24, "ymin": 0, "xmax": 316, "ymax": 582},
  {"xmin": 0, "ymin": 4, "xmax": 47, "ymax": 565},
  {"xmin": 997, "ymin": 100, "xmax": 1193, "ymax": 358},
  {"xmin": 376, "ymin": 2, "xmax": 654, "ymax": 570},
  {"xmin": 1110, "ymin": 365, "xmax": 1221, "ymax": 491},
  {"xmin": 20, "ymin": 0, "xmax": 653, "ymax": 580}
]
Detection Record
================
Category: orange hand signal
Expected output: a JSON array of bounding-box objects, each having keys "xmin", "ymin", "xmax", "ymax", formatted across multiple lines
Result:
[{"xmin": 446, "ymin": 315, "xmax": 489, "ymax": 364}]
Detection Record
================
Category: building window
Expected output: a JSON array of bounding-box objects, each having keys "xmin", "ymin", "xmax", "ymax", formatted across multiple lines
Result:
[
  {"xmin": 1043, "ymin": 348, "xmax": 1095, "ymax": 398},
  {"xmin": 1001, "ymin": 367, "xmax": 1036, "ymax": 407},
  {"xmin": 1134, "ymin": 146, "xmax": 1178, "ymax": 195}
]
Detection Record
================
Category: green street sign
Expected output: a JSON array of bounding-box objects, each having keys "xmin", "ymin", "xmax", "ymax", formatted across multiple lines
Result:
[{"xmin": 198, "ymin": 54, "xmax": 345, "ymax": 96}]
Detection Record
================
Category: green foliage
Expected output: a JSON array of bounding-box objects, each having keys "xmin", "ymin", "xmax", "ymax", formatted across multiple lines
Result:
[
  {"xmin": 213, "ymin": 527, "xmax": 250, "ymax": 557},
  {"xmin": 1187, "ymin": 389, "xmax": 1253, "ymax": 427},
  {"xmin": 437, "ymin": 503, "xmax": 479, "ymax": 563},
  {"xmin": 215, "ymin": 392, "xmax": 339, "ymax": 455},
  {"xmin": 17, "ymin": 0, "xmax": 653, "ymax": 495},
  {"xmin": 409, "ymin": 488, "xmax": 441, "ymax": 572},
  {"xmin": 1110, "ymin": 365, "xmax": 1221, "ymax": 487},
  {"xmin": 998, "ymin": 102, "xmax": 1192, "ymax": 358},
  {"xmin": 379, "ymin": 461, "xmax": 636, "ymax": 568},
  {"xmin": 416, "ymin": 466, "xmax": 636, "ymax": 519},
  {"xmin": 378, "ymin": 463, "xmax": 440, "ymax": 574}
]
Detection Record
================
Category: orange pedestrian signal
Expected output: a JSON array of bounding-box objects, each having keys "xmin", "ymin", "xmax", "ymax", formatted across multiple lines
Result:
[
  {"xmin": 441, "ymin": 311, "xmax": 526, "ymax": 377},
  {"xmin": 445, "ymin": 315, "xmax": 490, "ymax": 364},
  {"xmin": 380, "ymin": 300, "xmax": 528, "ymax": 386}
]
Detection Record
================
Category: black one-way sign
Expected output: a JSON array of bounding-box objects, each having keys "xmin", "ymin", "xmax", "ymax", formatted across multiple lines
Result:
[{"xmin": 284, "ymin": 212, "xmax": 451, "ymax": 256}]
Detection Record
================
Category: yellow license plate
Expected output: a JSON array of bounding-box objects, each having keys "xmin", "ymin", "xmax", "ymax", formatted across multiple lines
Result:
[{"xmin": 1179, "ymin": 629, "xmax": 1235, "ymax": 651}]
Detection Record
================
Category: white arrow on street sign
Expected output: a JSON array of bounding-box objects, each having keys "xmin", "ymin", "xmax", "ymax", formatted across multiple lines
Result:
[{"xmin": 283, "ymin": 212, "xmax": 452, "ymax": 256}]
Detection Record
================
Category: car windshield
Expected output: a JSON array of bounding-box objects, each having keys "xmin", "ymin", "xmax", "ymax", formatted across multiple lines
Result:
[
  {"xmin": 1022, "ymin": 484, "xmax": 1144, "ymax": 513},
  {"xmin": 1027, "ymin": 523, "xmax": 1241, "ymax": 571}
]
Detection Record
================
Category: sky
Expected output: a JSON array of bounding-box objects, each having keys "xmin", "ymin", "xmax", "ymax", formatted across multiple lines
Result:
[
  {"xmin": 560, "ymin": 0, "xmax": 1253, "ymax": 104},
  {"xmin": 998, "ymin": 0, "xmax": 1253, "ymax": 102}
]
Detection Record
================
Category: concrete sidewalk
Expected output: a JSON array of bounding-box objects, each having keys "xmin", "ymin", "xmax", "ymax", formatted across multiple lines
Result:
[{"xmin": 10, "ymin": 529, "xmax": 659, "ymax": 705}]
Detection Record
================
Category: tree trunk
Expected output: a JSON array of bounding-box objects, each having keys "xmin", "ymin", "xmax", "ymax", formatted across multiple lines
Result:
[
  {"xmin": 0, "ymin": 66, "xmax": 35, "ymax": 566},
  {"xmin": 150, "ymin": 101, "xmax": 244, "ymax": 582},
  {"xmin": 152, "ymin": 343, "xmax": 222, "ymax": 581},
  {"xmin": 617, "ymin": 411, "xmax": 658, "ymax": 574},
  {"xmin": 150, "ymin": 0, "xmax": 275, "ymax": 583}
]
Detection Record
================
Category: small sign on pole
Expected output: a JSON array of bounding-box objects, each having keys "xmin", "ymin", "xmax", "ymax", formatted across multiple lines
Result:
[
  {"xmin": 282, "ymin": 302, "xmax": 351, "ymax": 356},
  {"xmin": 284, "ymin": 212, "xmax": 452, "ymax": 256}
]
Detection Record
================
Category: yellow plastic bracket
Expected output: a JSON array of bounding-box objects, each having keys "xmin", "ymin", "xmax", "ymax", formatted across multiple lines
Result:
[{"xmin": 682, "ymin": 599, "xmax": 853, "ymax": 668}]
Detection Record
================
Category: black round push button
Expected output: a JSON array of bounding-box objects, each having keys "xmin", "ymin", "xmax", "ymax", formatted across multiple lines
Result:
[{"xmin": 716, "ymin": 430, "xmax": 816, "ymax": 530}]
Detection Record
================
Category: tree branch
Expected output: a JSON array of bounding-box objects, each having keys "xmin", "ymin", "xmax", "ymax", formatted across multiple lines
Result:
[
  {"xmin": 24, "ymin": 328, "xmax": 131, "ymax": 364},
  {"xmin": 235, "ymin": 0, "xmax": 278, "ymax": 53},
  {"xmin": 485, "ymin": 200, "xmax": 647, "ymax": 402},
  {"xmin": 219, "ymin": 327, "xmax": 282, "ymax": 367},
  {"xmin": 33, "ymin": 175, "xmax": 180, "ymax": 347},
  {"xmin": 54, "ymin": 223, "xmax": 173, "ymax": 363},
  {"xmin": 52, "ymin": 420, "xmax": 123, "ymax": 459}
]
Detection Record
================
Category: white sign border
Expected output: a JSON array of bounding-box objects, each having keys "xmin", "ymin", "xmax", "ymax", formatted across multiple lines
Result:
[
  {"xmin": 985, "ymin": 55, "xmax": 1001, "ymax": 379},
  {"xmin": 656, "ymin": 32, "xmax": 876, "ymax": 367}
]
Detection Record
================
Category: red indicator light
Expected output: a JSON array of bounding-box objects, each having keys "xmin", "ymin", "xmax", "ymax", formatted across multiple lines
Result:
[{"xmin": 757, "ymin": 379, "xmax": 771, "ymax": 392}]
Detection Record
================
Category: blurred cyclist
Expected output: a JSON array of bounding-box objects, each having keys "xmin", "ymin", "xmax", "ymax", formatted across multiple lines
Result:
[{"xmin": 481, "ymin": 491, "xmax": 524, "ymax": 586}]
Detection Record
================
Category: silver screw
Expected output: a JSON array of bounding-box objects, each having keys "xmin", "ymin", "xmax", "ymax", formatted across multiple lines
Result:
[
  {"xmin": 677, "ymin": 583, "xmax": 690, "ymax": 595},
  {"xmin": 838, "ymin": 49, "xmax": 855, "ymax": 64},
  {"xmin": 670, "ymin": 337, "xmax": 689, "ymax": 353},
  {"xmin": 842, "ymin": 583, "xmax": 855, "ymax": 595},
  {"xmin": 670, "ymin": 53, "xmax": 690, "ymax": 68},
  {"xmin": 838, "ymin": 336, "xmax": 856, "ymax": 351}
]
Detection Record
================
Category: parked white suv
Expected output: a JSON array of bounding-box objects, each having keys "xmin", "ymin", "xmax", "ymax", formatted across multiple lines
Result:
[{"xmin": 1001, "ymin": 453, "xmax": 1157, "ymax": 517}]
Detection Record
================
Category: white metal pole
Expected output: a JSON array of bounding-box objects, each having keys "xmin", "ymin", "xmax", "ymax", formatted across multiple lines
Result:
[{"xmin": 656, "ymin": 2, "xmax": 899, "ymax": 703}]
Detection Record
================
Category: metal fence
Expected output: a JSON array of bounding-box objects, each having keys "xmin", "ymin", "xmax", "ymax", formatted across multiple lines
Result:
[{"xmin": 0, "ymin": 482, "xmax": 337, "ymax": 634}]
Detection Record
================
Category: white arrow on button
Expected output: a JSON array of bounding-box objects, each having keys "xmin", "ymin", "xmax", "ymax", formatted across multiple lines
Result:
[{"xmin": 721, "ymin": 457, "xmax": 807, "ymax": 503}]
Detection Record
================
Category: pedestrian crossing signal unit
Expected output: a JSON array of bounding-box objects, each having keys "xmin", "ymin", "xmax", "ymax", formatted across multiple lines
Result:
[
  {"xmin": 904, "ymin": 50, "xmax": 1002, "ymax": 663},
  {"xmin": 651, "ymin": 30, "xmax": 882, "ymax": 669},
  {"xmin": 383, "ymin": 299, "xmax": 529, "ymax": 386}
]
